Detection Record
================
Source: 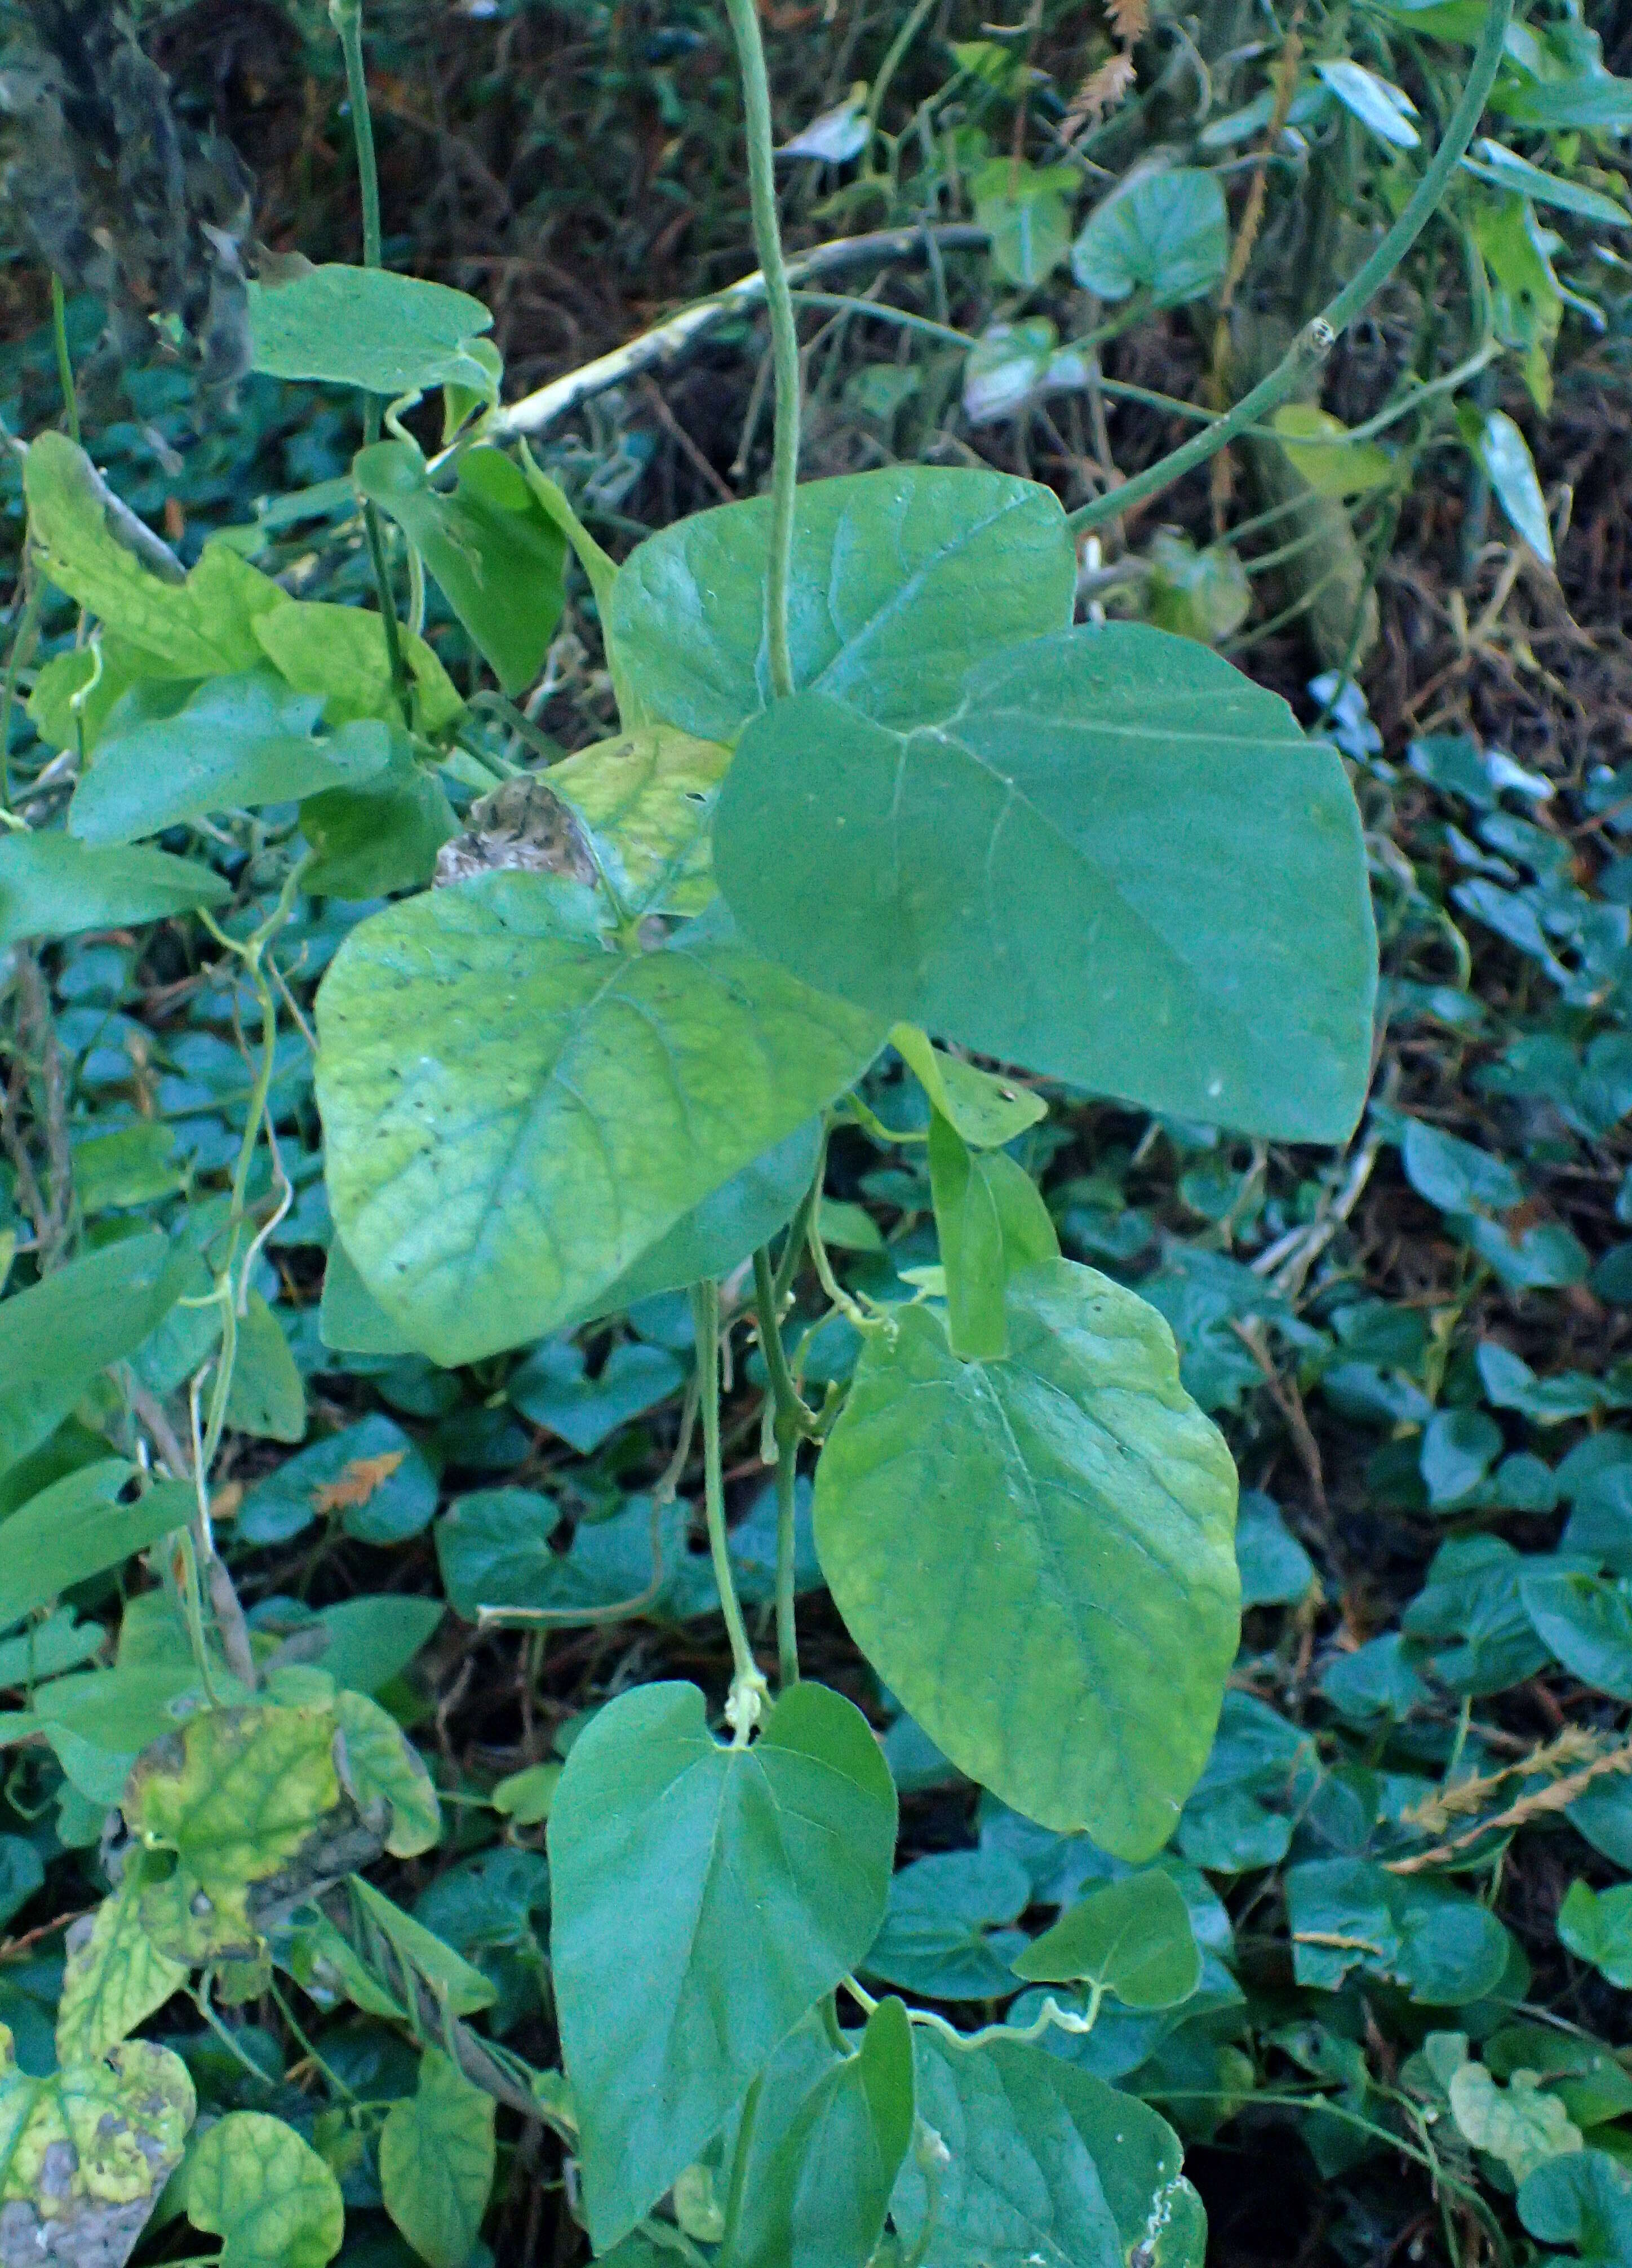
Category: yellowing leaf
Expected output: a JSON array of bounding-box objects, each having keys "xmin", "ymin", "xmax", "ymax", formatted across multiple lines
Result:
[
  {"xmin": 56, "ymin": 1877, "xmax": 188, "ymax": 2063},
  {"xmin": 1271, "ymin": 406, "xmax": 1397, "ymax": 498},
  {"xmin": 548, "ymin": 727, "xmax": 730, "ymax": 915},
  {"xmin": 0, "ymin": 2022, "xmax": 194, "ymax": 2265},
  {"xmin": 185, "ymin": 2110, "xmax": 344, "ymax": 2268}
]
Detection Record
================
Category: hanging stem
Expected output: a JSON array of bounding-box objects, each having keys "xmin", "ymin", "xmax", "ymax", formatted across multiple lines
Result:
[
  {"xmin": 690, "ymin": 1279, "xmax": 768, "ymax": 1738},
  {"xmin": 1066, "ymin": 0, "xmax": 1514, "ymax": 535},
  {"xmin": 720, "ymin": 0, "xmax": 800, "ymax": 699},
  {"xmin": 49, "ymin": 277, "xmax": 79, "ymax": 445},
  {"xmin": 331, "ymin": 0, "xmax": 413, "ymax": 722},
  {"xmin": 752, "ymin": 1246, "xmax": 808, "ymax": 1690}
]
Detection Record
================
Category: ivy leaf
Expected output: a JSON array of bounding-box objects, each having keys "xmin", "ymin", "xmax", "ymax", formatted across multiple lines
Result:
[
  {"xmin": 1285, "ymin": 1858, "xmax": 1513, "ymax": 2002},
  {"xmin": 1071, "ymin": 170, "xmax": 1228, "ymax": 305},
  {"xmin": 0, "ymin": 833, "xmax": 230, "ymax": 951},
  {"xmin": 0, "ymin": 1462, "xmax": 193, "ymax": 1630},
  {"xmin": 1558, "ymin": 1881, "xmax": 1632, "ymax": 1990},
  {"xmin": 56, "ymin": 1876, "xmax": 188, "ymax": 2063},
  {"xmin": 723, "ymin": 1996, "xmax": 916, "ymax": 2268},
  {"xmin": 379, "ymin": 2050, "xmax": 496, "ymax": 2268},
  {"xmin": 862, "ymin": 1851, "xmax": 1032, "ymax": 2001},
  {"xmin": 814, "ymin": 1261, "xmax": 1238, "ymax": 1855},
  {"xmin": 1449, "ymin": 2063, "xmax": 1583, "ymax": 2183},
  {"xmin": 547, "ymin": 1679, "xmax": 897, "ymax": 2251},
  {"xmin": 1520, "ymin": 1571, "xmax": 1632, "ymax": 1700},
  {"xmin": 1518, "ymin": 2150, "xmax": 1632, "ymax": 2268},
  {"xmin": 0, "ymin": 2022, "xmax": 194, "ymax": 2268},
  {"xmin": 315, "ymin": 875, "xmax": 884, "ymax": 1365},
  {"xmin": 122, "ymin": 1703, "xmax": 389, "ymax": 1966},
  {"xmin": 890, "ymin": 2030, "xmax": 1204, "ymax": 2268},
  {"xmin": 714, "ymin": 624, "xmax": 1376, "ymax": 1142},
  {"xmin": 185, "ymin": 2110, "xmax": 344, "ymax": 2268},
  {"xmin": 970, "ymin": 160, "xmax": 1076, "ymax": 287},
  {"xmin": 1013, "ymin": 1870, "xmax": 1201, "ymax": 2008},
  {"xmin": 24, "ymin": 433, "xmax": 288, "ymax": 674},
  {"xmin": 69, "ymin": 674, "xmax": 396, "ymax": 845},
  {"xmin": 249, "ymin": 265, "xmax": 495, "ymax": 398},
  {"xmin": 606, "ymin": 466, "xmax": 1076, "ymax": 743},
  {"xmin": 354, "ymin": 444, "xmax": 567, "ymax": 694}
]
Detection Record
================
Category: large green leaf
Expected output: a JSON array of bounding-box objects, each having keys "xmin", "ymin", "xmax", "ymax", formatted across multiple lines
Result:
[
  {"xmin": 547, "ymin": 1679, "xmax": 898, "ymax": 2250},
  {"xmin": 24, "ymin": 433, "xmax": 288, "ymax": 674},
  {"xmin": 249, "ymin": 265, "xmax": 494, "ymax": 397},
  {"xmin": 606, "ymin": 466, "xmax": 1076, "ymax": 743},
  {"xmin": 814, "ymin": 1261, "xmax": 1239, "ymax": 1854},
  {"xmin": 315, "ymin": 876, "xmax": 883, "ymax": 1365},
  {"xmin": 724, "ymin": 1996, "xmax": 916, "ymax": 2268},
  {"xmin": 185, "ymin": 2110, "xmax": 344, "ymax": 2268},
  {"xmin": 69, "ymin": 674, "xmax": 396, "ymax": 844},
  {"xmin": 353, "ymin": 444, "xmax": 566, "ymax": 695},
  {"xmin": 379, "ymin": 2050, "xmax": 496, "ymax": 2268},
  {"xmin": 0, "ymin": 1233, "xmax": 193, "ymax": 1475},
  {"xmin": 0, "ymin": 1462, "xmax": 194, "ymax": 1631},
  {"xmin": 890, "ymin": 2031, "xmax": 1204, "ymax": 2268},
  {"xmin": 715, "ymin": 624, "xmax": 1376, "ymax": 1141},
  {"xmin": 0, "ymin": 2024, "xmax": 195, "ymax": 2268},
  {"xmin": 0, "ymin": 832, "xmax": 230, "ymax": 950}
]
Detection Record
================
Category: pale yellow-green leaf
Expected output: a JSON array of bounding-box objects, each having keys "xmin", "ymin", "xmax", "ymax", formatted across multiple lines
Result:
[
  {"xmin": 252, "ymin": 602, "xmax": 464, "ymax": 735},
  {"xmin": 185, "ymin": 2110, "xmax": 344, "ymax": 2268},
  {"xmin": 56, "ymin": 1877, "xmax": 188, "ymax": 2063},
  {"xmin": 548, "ymin": 727, "xmax": 730, "ymax": 914},
  {"xmin": 379, "ymin": 2052, "xmax": 496, "ymax": 2268},
  {"xmin": 1270, "ymin": 406, "xmax": 1396, "ymax": 498},
  {"xmin": 332, "ymin": 1690, "xmax": 441, "ymax": 1857},
  {"xmin": 1449, "ymin": 2063, "xmax": 1582, "ymax": 2182}
]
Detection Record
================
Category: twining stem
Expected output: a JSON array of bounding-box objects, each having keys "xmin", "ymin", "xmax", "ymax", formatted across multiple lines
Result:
[
  {"xmin": 1066, "ymin": 0, "xmax": 1514, "ymax": 534},
  {"xmin": 752, "ymin": 1246, "xmax": 807, "ymax": 1689},
  {"xmin": 49, "ymin": 277, "xmax": 79, "ymax": 445},
  {"xmin": 720, "ymin": 0, "xmax": 800, "ymax": 699},
  {"xmin": 331, "ymin": 0, "xmax": 413, "ymax": 721},
  {"xmin": 690, "ymin": 1279, "xmax": 766, "ymax": 1735}
]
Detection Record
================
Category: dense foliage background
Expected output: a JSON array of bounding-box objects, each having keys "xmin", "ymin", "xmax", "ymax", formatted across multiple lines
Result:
[{"xmin": 3, "ymin": 1, "xmax": 1632, "ymax": 2265}]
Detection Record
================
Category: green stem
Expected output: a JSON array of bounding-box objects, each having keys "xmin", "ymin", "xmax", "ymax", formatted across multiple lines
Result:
[
  {"xmin": 0, "ymin": 570, "xmax": 43, "ymax": 819},
  {"xmin": 1066, "ymin": 0, "xmax": 1514, "ymax": 535},
  {"xmin": 690, "ymin": 1279, "xmax": 766, "ymax": 1734},
  {"xmin": 867, "ymin": 0, "xmax": 941, "ymax": 138},
  {"xmin": 753, "ymin": 1246, "xmax": 806, "ymax": 1690},
  {"xmin": 49, "ymin": 277, "xmax": 79, "ymax": 445},
  {"xmin": 721, "ymin": 0, "xmax": 800, "ymax": 699}
]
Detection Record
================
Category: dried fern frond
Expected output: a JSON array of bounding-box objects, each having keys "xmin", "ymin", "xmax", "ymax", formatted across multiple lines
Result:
[{"xmin": 1060, "ymin": 49, "xmax": 1137, "ymax": 143}]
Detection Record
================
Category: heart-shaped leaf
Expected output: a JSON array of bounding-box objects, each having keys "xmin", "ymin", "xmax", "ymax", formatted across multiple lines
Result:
[
  {"xmin": 315, "ymin": 875, "xmax": 883, "ymax": 1365},
  {"xmin": 547, "ymin": 1679, "xmax": 897, "ymax": 2250},
  {"xmin": 379, "ymin": 2051, "xmax": 496, "ymax": 2268},
  {"xmin": 56, "ymin": 1879, "xmax": 189, "ymax": 2063},
  {"xmin": 1011, "ymin": 1869, "xmax": 1202, "ymax": 2006},
  {"xmin": 715, "ymin": 623, "xmax": 1376, "ymax": 1141},
  {"xmin": 249, "ymin": 265, "xmax": 494, "ymax": 399},
  {"xmin": 606, "ymin": 466, "xmax": 1075, "ymax": 742},
  {"xmin": 814, "ymin": 1260, "xmax": 1239, "ymax": 1854},
  {"xmin": 185, "ymin": 2110, "xmax": 344, "ymax": 2268}
]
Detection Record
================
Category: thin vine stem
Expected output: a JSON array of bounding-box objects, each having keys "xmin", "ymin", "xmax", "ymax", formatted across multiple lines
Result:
[
  {"xmin": 752, "ymin": 1245, "xmax": 807, "ymax": 1690},
  {"xmin": 49, "ymin": 277, "xmax": 79, "ymax": 445},
  {"xmin": 1066, "ymin": 0, "xmax": 1514, "ymax": 535},
  {"xmin": 690, "ymin": 1278, "xmax": 766, "ymax": 1734},
  {"xmin": 720, "ymin": 0, "xmax": 800, "ymax": 699}
]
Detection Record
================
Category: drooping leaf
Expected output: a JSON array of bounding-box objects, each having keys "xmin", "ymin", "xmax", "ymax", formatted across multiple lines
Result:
[
  {"xmin": 55, "ymin": 1876, "xmax": 188, "ymax": 2063},
  {"xmin": 548, "ymin": 726, "xmax": 731, "ymax": 915},
  {"xmin": 1478, "ymin": 410, "xmax": 1555, "ymax": 565},
  {"xmin": 0, "ymin": 2023, "xmax": 194, "ymax": 2268},
  {"xmin": 714, "ymin": 625, "xmax": 1376, "ymax": 1142},
  {"xmin": 185, "ymin": 2109, "xmax": 345, "ymax": 2268},
  {"xmin": 1462, "ymin": 139, "xmax": 1632, "ymax": 227},
  {"xmin": 1314, "ymin": 59, "xmax": 1420, "ymax": 147},
  {"xmin": 249, "ymin": 265, "xmax": 495, "ymax": 398},
  {"xmin": 223, "ymin": 1292, "xmax": 307, "ymax": 1443},
  {"xmin": 0, "ymin": 832, "xmax": 231, "ymax": 950},
  {"xmin": 379, "ymin": 2050, "xmax": 496, "ymax": 2268},
  {"xmin": 606, "ymin": 466, "xmax": 1076, "ymax": 744},
  {"xmin": 1071, "ymin": 170, "xmax": 1228, "ymax": 306},
  {"xmin": 0, "ymin": 1462, "xmax": 193, "ymax": 1630},
  {"xmin": 122, "ymin": 1702, "xmax": 389, "ymax": 1966},
  {"xmin": 547, "ymin": 1679, "xmax": 897, "ymax": 2250},
  {"xmin": 24, "ymin": 433, "xmax": 290, "ymax": 674},
  {"xmin": 69, "ymin": 674, "xmax": 396, "ymax": 845},
  {"xmin": 814, "ymin": 1260, "xmax": 1239, "ymax": 1854},
  {"xmin": 315, "ymin": 875, "xmax": 884, "ymax": 1365},
  {"xmin": 890, "ymin": 2030, "xmax": 1205, "ymax": 2268},
  {"xmin": 1012, "ymin": 1869, "xmax": 1202, "ymax": 2008},
  {"xmin": 890, "ymin": 1027, "xmax": 1046, "ymax": 1148},
  {"xmin": 1270, "ymin": 407, "xmax": 1396, "ymax": 498},
  {"xmin": 724, "ymin": 1996, "xmax": 916, "ymax": 2268},
  {"xmin": 353, "ymin": 444, "xmax": 567, "ymax": 695},
  {"xmin": 929, "ymin": 1112, "xmax": 1010, "ymax": 1359}
]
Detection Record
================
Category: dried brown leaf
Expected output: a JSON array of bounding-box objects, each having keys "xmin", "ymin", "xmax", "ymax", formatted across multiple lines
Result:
[{"xmin": 310, "ymin": 1450, "xmax": 407, "ymax": 1517}]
